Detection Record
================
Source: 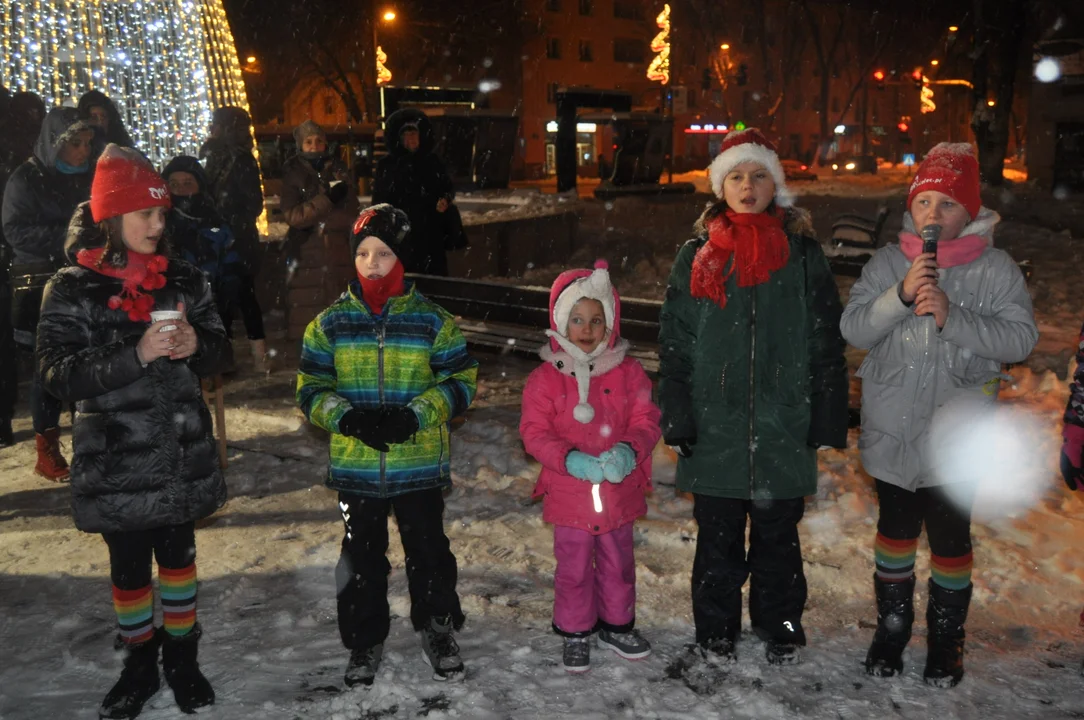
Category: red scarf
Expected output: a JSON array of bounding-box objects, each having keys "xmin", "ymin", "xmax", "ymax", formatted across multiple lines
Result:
[
  {"xmin": 898, "ymin": 232, "xmax": 988, "ymax": 268},
  {"xmin": 75, "ymin": 247, "xmax": 168, "ymax": 322},
  {"xmin": 690, "ymin": 208, "xmax": 791, "ymax": 309},
  {"xmin": 357, "ymin": 261, "xmax": 405, "ymax": 315}
]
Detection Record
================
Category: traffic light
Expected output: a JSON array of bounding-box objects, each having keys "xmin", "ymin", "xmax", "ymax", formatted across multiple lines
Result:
[
  {"xmin": 897, "ymin": 121, "xmax": 909, "ymax": 133},
  {"xmin": 702, "ymin": 68, "xmax": 712, "ymax": 90},
  {"xmin": 873, "ymin": 69, "xmax": 886, "ymax": 91},
  {"xmin": 736, "ymin": 64, "xmax": 748, "ymax": 86},
  {"xmin": 911, "ymin": 68, "xmax": 924, "ymax": 89},
  {"xmin": 898, "ymin": 118, "xmax": 912, "ymax": 145}
]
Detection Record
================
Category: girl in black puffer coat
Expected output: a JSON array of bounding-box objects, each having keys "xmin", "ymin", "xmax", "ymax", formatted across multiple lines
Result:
[{"xmin": 36, "ymin": 145, "xmax": 230, "ymax": 719}]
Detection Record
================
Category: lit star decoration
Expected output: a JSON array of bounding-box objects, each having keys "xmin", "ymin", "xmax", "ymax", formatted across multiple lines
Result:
[
  {"xmin": 646, "ymin": 3, "xmax": 670, "ymax": 84},
  {"xmin": 376, "ymin": 45, "xmax": 391, "ymax": 86},
  {"xmin": 0, "ymin": 0, "xmax": 252, "ymax": 166}
]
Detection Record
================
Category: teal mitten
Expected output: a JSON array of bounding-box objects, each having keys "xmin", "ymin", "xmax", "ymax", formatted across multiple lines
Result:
[
  {"xmin": 565, "ymin": 451, "xmax": 605, "ymax": 484},
  {"xmin": 599, "ymin": 443, "xmax": 637, "ymax": 483}
]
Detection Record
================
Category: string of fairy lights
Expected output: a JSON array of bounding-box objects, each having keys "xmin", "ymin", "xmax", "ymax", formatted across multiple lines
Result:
[{"xmin": 0, "ymin": 0, "xmax": 252, "ymax": 166}]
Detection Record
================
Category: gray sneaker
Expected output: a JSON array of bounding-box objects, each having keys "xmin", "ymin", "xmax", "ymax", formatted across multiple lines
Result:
[
  {"xmin": 344, "ymin": 644, "xmax": 383, "ymax": 687},
  {"xmin": 419, "ymin": 616, "xmax": 464, "ymax": 681},
  {"xmin": 597, "ymin": 628, "xmax": 651, "ymax": 660},
  {"xmin": 562, "ymin": 636, "xmax": 591, "ymax": 674}
]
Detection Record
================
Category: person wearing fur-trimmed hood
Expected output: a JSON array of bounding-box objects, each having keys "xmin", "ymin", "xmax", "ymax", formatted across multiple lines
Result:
[
  {"xmin": 520, "ymin": 260, "xmax": 662, "ymax": 673},
  {"xmin": 841, "ymin": 142, "xmax": 1037, "ymax": 687},
  {"xmin": 658, "ymin": 128, "xmax": 849, "ymax": 675}
]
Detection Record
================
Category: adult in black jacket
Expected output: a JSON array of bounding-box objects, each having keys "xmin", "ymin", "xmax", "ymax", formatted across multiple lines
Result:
[
  {"xmin": 372, "ymin": 108, "xmax": 467, "ymax": 276},
  {"xmin": 77, "ymin": 89, "xmax": 136, "ymax": 156},
  {"xmin": 0, "ymin": 86, "xmax": 13, "ymax": 446},
  {"xmin": 198, "ymin": 106, "xmax": 266, "ymax": 346},
  {"xmin": 37, "ymin": 145, "xmax": 228, "ymax": 718},
  {"xmin": 2, "ymin": 107, "xmax": 95, "ymax": 478},
  {"xmin": 0, "ymin": 91, "xmax": 46, "ymax": 171}
]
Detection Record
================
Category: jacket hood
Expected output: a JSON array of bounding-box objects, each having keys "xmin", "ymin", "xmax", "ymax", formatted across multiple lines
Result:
[
  {"xmin": 293, "ymin": 119, "xmax": 326, "ymax": 147},
  {"xmin": 77, "ymin": 90, "xmax": 135, "ymax": 148},
  {"xmin": 693, "ymin": 201, "xmax": 814, "ymax": 238},
  {"xmin": 162, "ymin": 155, "xmax": 210, "ymax": 195},
  {"xmin": 901, "ymin": 206, "xmax": 1000, "ymax": 246},
  {"xmin": 64, "ymin": 202, "xmax": 106, "ymax": 264},
  {"xmin": 384, "ymin": 108, "xmax": 434, "ymax": 155},
  {"xmin": 34, "ymin": 107, "xmax": 95, "ymax": 168},
  {"xmin": 207, "ymin": 106, "xmax": 254, "ymax": 150},
  {"xmin": 547, "ymin": 260, "xmax": 622, "ymax": 352}
]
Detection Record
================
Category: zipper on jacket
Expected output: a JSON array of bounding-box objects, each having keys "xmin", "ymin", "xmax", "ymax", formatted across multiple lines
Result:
[
  {"xmin": 378, "ymin": 321, "xmax": 387, "ymax": 496},
  {"xmin": 748, "ymin": 286, "xmax": 757, "ymax": 498}
]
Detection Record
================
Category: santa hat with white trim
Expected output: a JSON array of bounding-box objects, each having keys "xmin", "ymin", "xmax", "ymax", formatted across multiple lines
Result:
[{"xmin": 708, "ymin": 127, "xmax": 794, "ymax": 207}]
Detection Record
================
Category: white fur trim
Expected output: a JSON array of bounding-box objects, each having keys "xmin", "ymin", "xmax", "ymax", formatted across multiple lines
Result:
[
  {"xmin": 901, "ymin": 206, "xmax": 1000, "ymax": 246},
  {"xmin": 539, "ymin": 338, "xmax": 630, "ymax": 377},
  {"xmin": 552, "ymin": 267, "xmax": 616, "ymax": 336},
  {"xmin": 708, "ymin": 142, "xmax": 793, "ymax": 207}
]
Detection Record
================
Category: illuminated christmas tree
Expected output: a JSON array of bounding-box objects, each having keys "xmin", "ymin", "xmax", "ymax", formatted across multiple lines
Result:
[{"xmin": 0, "ymin": 0, "xmax": 251, "ymax": 165}]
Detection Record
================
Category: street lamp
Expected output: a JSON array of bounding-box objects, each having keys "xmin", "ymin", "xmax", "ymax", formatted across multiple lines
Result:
[
  {"xmin": 930, "ymin": 59, "xmax": 939, "ymax": 66},
  {"xmin": 246, "ymin": 55, "xmax": 256, "ymax": 64},
  {"xmin": 383, "ymin": 10, "xmax": 396, "ymax": 22},
  {"xmin": 720, "ymin": 43, "xmax": 729, "ymax": 50},
  {"xmin": 948, "ymin": 25, "xmax": 958, "ymax": 32}
]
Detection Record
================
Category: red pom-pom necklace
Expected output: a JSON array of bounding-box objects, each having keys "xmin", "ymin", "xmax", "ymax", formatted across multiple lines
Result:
[{"xmin": 76, "ymin": 248, "xmax": 169, "ymax": 323}]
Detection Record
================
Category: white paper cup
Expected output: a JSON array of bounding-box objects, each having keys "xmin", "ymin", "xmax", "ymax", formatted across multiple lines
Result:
[{"xmin": 149, "ymin": 310, "xmax": 182, "ymax": 333}]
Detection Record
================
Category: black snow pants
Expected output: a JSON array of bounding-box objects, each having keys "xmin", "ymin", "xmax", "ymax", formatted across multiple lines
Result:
[
  {"xmin": 335, "ymin": 487, "xmax": 464, "ymax": 650},
  {"xmin": 691, "ymin": 494, "xmax": 807, "ymax": 646}
]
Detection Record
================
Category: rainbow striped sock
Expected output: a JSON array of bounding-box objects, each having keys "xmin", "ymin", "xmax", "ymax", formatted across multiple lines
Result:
[
  {"xmin": 113, "ymin": 585, "xmax": 154, "ymax": 645},
  {"xmin": 159, "ymin": 564, "xmax": 197, "ymax": 637},
  {"xmin": 931, "ymin": 553, "xmax": 973, "ymax": 591},
  {"xmin": 874, "ymin": 533, "xmax": 918, "ymax": 583}
]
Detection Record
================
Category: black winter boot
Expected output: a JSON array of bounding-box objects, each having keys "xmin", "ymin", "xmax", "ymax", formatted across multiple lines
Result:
[
  {"xmin": 161, "ymin": 624, "xmax": 215, "ymax": 712},
  {"xmin": 865, "ymin": 574, "xmax": 916, "ymax": 677},
  {"xmin": 99, "ymin": 634, "xmax": 161, "ymax": 719},
  {"xmin": 923, "ymin": 580, "xmax": 972, "ymax": 688}
]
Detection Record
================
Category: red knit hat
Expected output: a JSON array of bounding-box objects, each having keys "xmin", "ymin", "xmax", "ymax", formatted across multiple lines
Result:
[
  {"xmin": 907, "ymin": 142, "xmax": 981, "ymax": 220},
  {"xmin": 708, "ymin": 127, "xmax": 794, "ymax": 207},
  {"xmin": 90, "ymin": 144, "xmax": 171, "ymax": 222}
]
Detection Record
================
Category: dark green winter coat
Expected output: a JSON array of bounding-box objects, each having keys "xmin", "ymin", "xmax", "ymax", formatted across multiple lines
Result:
[{"xmin": 658, "ymin": 205, "xmax": 848, "ymax": 500}]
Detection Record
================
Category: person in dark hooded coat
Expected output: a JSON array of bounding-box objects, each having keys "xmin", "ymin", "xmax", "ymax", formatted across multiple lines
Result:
[
  {"xmin": 372, "ymin": 108, "xmax": 467, "ymax": 276},
  {"xmin": 2, "ymin": 107, "xmax": 95, "ymax": 479},
  {"xmin": 0, "ymin": 91, "xmax": 46, "ymax": 172},
  {"xmin": 0, "ymin": 85, "xmax": 13, "ymax": 445},
  {"xmin": 37, "ymin": 144, "xmax": 229, "ymax": 718},
  {"xmin": 198, "ymin": 106, "xmax": 267, "ymax": 353},
  {"xmin": 77, "ymin": 89, "xmax": 136, "ymax": 155}
]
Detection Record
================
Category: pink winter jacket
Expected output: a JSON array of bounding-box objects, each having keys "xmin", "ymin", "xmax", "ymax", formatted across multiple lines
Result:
[{"xmin": 521, "ymin": 356, "xmax": 660, "ymax": 534}]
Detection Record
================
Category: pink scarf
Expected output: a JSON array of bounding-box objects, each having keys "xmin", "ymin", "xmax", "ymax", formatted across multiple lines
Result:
[{"xmin": 898, "ymin": 232, "xmax": 987, "ymax": 268}]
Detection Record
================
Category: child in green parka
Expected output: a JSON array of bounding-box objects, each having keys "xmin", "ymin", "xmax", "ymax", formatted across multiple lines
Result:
[
  {"xmin": 658, "ymin": 129, "xmax": 848, "ymax": 675},
  {"xmin": 296, "ymin": 203, "xmax": 478, "ymax": 686}
]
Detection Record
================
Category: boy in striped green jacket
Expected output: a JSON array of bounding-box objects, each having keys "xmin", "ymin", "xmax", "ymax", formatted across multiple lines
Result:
[{"xmin": 296, "ymin": 204, "xmax": 478, "ymax": 686}]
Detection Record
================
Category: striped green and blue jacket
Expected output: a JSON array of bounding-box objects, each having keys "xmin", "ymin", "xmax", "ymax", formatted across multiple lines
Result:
[{"xmin": 296, "ymin": 280, "xmax": 478, "ymax": 497}]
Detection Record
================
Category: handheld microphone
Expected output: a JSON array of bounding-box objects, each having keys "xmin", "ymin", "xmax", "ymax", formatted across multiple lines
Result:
[{"xmin": 921, "ymin": 224, "xmax": 942, "ymax": 256}]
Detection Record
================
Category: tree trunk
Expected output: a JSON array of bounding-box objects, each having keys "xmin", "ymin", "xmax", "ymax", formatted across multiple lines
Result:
[{"xmin": 970, "ymin": 0, "xmax": 1027, "ymax": 186}]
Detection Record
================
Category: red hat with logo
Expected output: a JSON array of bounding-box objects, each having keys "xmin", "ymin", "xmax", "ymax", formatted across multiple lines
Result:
[
  {"xmin": 708, "ymin": 127, "xmax": 794, "ymax": 207},
  {"xmin": 907, "ymin": 142, "xmax": 981, "ymax": 220},
  {"xmin": 90, "ymin": 144, "xmax": 171, "ymax": 222}
]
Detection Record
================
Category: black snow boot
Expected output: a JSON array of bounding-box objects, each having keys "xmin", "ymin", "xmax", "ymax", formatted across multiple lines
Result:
[
  {"xmin": 161, "ymin": 624, "xmax": 215, "ymax": 712},
  {"xmin": 923, "ymin": 580, "xmax": 972, "ymax": 688},
  {"xmin": 419, "ymin": 615, "xmax": 464, "ymax": 681},
  {"xmin": 344, "ymin": 643, "xmax": 383, "ymax": 687},
  {"xmin": 99, "ymin": 634, "xmax": 161, "ymax": 719},
  {"xmin": 865, "ymin": 574, "xmax": 916, "ymax": 678}
]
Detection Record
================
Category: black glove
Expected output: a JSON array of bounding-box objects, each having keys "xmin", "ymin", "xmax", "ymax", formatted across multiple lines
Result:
[
  {"xmin": 374, "ymin": 405, "xmax": 420, "ymax": 446},
  {"xmin": 338, "ymin": 409, "xmax": 389, "ymax": 453},
  {"xmin": 1060, "ymin": 448, "xmax": 1084, "ymax": 492},
  {"xmin": 326, "ymin": 180, "xmax": 350, "ymax": 205},
  {"xmin": 666, "ymin": 436, "xmax": 696, "ymax": 459}
]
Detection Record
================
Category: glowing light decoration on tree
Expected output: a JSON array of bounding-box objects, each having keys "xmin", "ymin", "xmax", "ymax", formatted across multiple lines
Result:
[
  {"xmin": 920, "ymin": 75, "xmax": 936, "ymax": 114},
  {"xmin": 0, "ymin": 0, "xmax": 252, "ymax": 165},
  {"xmin": 646, "ymin": 3, "xmax": 670, "ymax": 85},
  {"xmin": 376, "ymin": 45, "xmax": 391, "ymax": 85}
]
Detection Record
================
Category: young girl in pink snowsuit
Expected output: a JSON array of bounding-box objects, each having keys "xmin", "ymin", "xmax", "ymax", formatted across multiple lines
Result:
[{"xmin": 520, "ymin": 260, "xmax": 662, "ymax": 674}]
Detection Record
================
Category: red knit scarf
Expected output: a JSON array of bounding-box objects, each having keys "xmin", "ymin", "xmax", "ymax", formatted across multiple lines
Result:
[
  {"xmin": 75, "ymin": 247, "xmax": 168, "ymax": 322},
  {"xmin": 357, "ymin": 260, "xmax": 405, "ymax": 315},
  {"xmin": 690, "ymin": 208, "xmax": 791, "ymax": 309}
]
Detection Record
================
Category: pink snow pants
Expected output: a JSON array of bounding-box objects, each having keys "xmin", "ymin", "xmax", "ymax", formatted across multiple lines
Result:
[{"xmin": 553, "ymin": 522, "xmax": 636, "ymax": 635}]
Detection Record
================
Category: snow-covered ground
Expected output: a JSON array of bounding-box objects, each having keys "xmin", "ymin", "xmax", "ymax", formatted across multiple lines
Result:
[{"xmin": 3, "ymin": 182, "xmax": 1084, "ymax": 718}]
